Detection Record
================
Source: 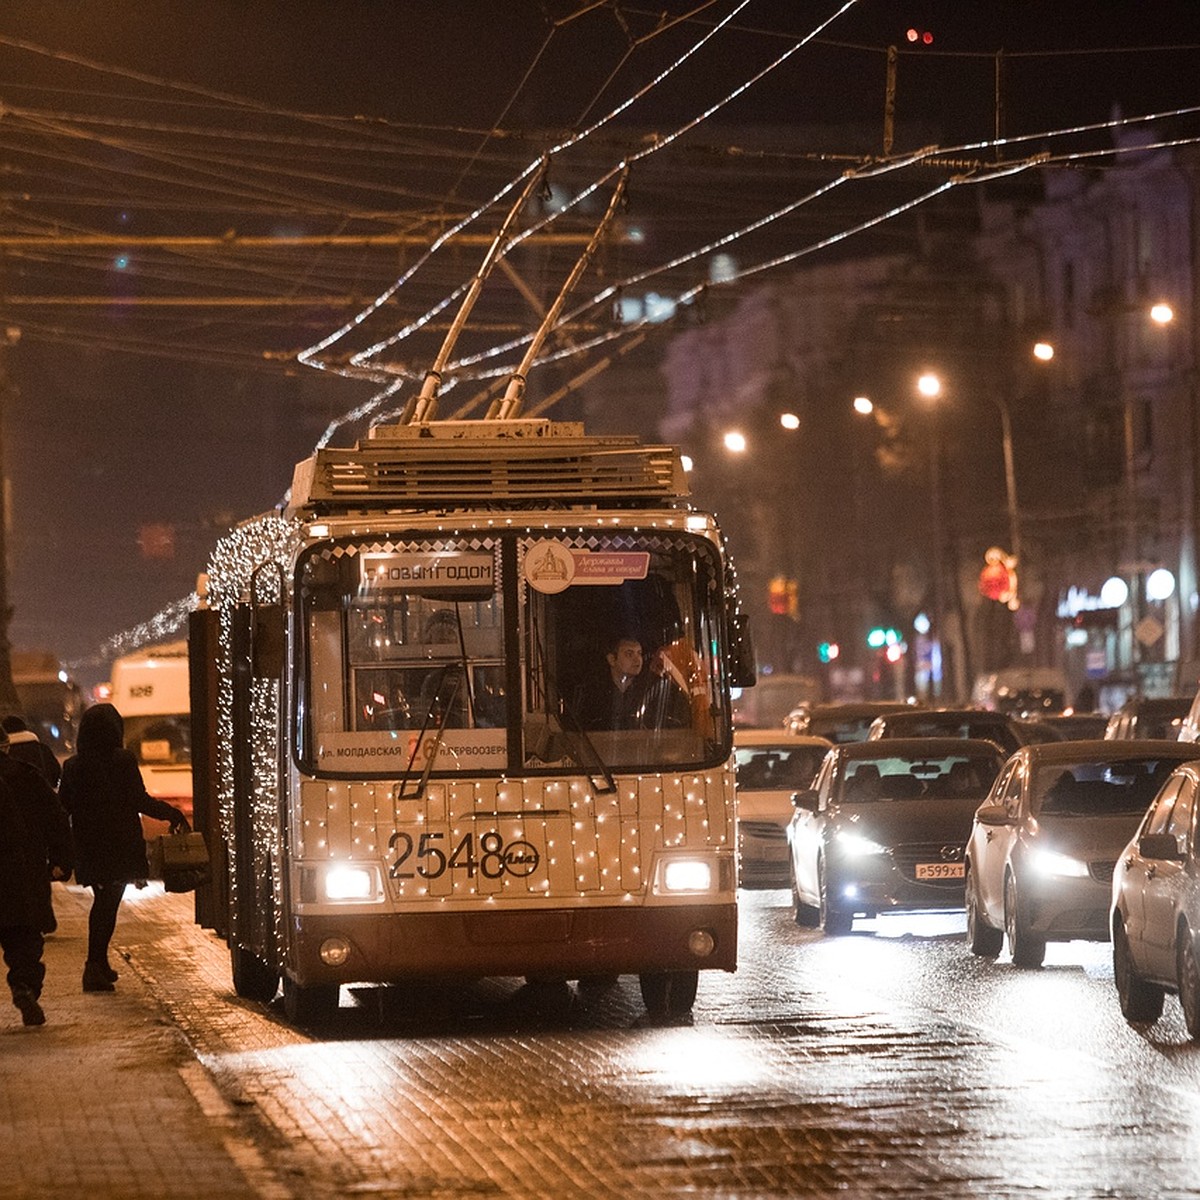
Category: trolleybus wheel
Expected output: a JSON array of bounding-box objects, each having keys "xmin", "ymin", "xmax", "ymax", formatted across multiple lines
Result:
[
  {"xmin": 282, "ymin": 977, "xmax": 340, "ymax": 1027},
  {"xmin": 639, "ymin": 970, "xmax": 699, "ymax": 1018},
  {"xmin": 231, "ymin": 945, "xmax": 280, "ymax": 1004}
]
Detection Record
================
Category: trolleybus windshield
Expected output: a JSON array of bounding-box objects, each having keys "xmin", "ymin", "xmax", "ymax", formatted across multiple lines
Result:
[{"xmin": 296, "ymin": 530, "xmax": 730, "ymax": 778}]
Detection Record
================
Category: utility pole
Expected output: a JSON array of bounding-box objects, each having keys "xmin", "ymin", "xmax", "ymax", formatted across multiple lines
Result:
[{"xmin": 0, "ymin": 336, "xmax": 22, "ymax": 716}]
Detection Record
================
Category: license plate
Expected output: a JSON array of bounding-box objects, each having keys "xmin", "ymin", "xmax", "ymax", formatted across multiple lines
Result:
[{"xmin": 915, "ymin": 862, "xmax": 964, "ymax": 880}]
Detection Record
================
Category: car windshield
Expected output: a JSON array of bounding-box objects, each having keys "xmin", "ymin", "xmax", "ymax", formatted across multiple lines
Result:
[
  {"xmin": 838, "ymin": 752, "xmax": 1001, "ymax": 803},
  {"xmin": 735, "ymin": 744, "xmax": 828, "ymax": 790},
  {"xmin": 1033, "ymin": 756, "xmax": 1187, "ymax": 816}
]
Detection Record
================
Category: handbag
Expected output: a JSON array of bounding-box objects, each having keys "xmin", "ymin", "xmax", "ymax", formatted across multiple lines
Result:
[{"xmin": 149, "ymin": 829, "xmax": 210, "ymax": 893}]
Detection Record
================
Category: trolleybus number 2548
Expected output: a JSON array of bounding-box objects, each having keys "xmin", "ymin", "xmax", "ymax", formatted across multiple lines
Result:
[{"xmin": 387, "ymin": 828, "xmax": 541, "ymax": 881}]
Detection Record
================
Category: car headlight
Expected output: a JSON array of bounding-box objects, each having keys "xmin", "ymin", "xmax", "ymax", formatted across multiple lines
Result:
[
  {"xmin": 1028, "ymin": 847, "xmax": 1088, "ymax": 878},
  {"xmin": 836, "ymin": 831, "xmax": 888, "ymax": 858}
]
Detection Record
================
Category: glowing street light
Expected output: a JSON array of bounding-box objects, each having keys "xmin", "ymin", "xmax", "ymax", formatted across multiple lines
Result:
[
  {"xmin": 917, "ymin": 372, "xmax": 942, "ymax": 400},
  {"xmin": 1032, "ymin": 341, "xmax": 1055, "ymax": 362},
  {"xmin": 1150, "ymin": 302, "xmax": 1175, "ymax": 326},
  {"xmin": 853, "ymin": 395, "xmax": 874, "ymax": 415},
  {"xmin": 779, "ymin": 412, "xmax": 800, "ymax": 431},
  {"xmin": 723, "ymin": 430, "xmax": 747, "ymax": 454}
]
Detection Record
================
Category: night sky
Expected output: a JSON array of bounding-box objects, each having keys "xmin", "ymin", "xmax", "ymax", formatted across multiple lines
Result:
[{"xmin": 0, "ymin": 0, "xmax": 1197, "ymax": 682}]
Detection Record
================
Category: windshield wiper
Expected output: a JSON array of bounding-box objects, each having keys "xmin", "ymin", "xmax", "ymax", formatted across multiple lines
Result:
[{"xmin": 396, "ymin": 665, "xmax": 462, "ymax": 801}]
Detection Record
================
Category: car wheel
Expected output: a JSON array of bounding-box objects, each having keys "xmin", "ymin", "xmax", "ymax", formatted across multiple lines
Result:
[
  {"xmin": 1177, "ymin": 927, "xmax": 1200, "ymax": 1039},
  {"xmin": 1112, "ymin": 918, "xmax": 1164, "ymax": 1024},
  {"xmin": 966, "ymin": 869, "xmax": 1003, "ymax": 958},
  {"xmin": 1004, "ymin": 871, "xmax": 1046, "ymax": 969},
  {"xmin": 790, "ymin": 860, "xmax": 820, "ymax": 928},
  {"xmin": 639, "ymin": 970, "xmax": 699, "ymax": 1018},
  {"xmin": 818, "ymin": 857, "xmax": 853, "ymax": 936},
  {"xmin": 282, "ymin": 976, "xmax": 340, "ymax": 1027}
]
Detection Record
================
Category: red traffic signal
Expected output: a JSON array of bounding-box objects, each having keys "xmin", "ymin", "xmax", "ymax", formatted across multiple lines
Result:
[
  {"xmin": 768, "ymin": 576, "xmax": 799, "ymax": 617},
  {"xmin": 768, "ymin": 576, "xmax": 789, "ymax": 615}
]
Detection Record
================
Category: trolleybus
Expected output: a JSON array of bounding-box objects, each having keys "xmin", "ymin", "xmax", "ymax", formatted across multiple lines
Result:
[
  {"xmin": 192, "ymin": 417, "xmax": 753, "ymax": 1025},
  {"xmin": 190, "ymin": 176, "xmax": 753, "ymax": 1024}
]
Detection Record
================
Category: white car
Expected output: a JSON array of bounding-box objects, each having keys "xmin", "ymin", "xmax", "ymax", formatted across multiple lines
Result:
[
  {"xmin": 733, "ymin": 730, "xmax": 831, "ymax": 887},
  {"xmin": 965, "ymin": 740, "xmax": 1199, "ymax": 967}
]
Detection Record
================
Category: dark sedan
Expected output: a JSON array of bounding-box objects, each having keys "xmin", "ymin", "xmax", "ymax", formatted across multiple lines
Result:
[
  {"xmin": 866, "ymin": 707, "xmax": 1032, "ymax": 756},
  {"xmin": 786, "ymin": 737, "xmax": 1006, "ymax": 935},
  {"xmin": 784, "ymin": 701, "xmax": 918, "ymax": 744}
]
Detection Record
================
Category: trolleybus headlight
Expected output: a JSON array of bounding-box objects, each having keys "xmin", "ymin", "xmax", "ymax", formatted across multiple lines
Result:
[
  {"xmin": 324, "ymin": 865, "xmax": 377, "ymax": 901},
  {"xmin": 659, "ymin": 857, "xmax": 714, "ymax": 894},
  {"xmin": 687, "ymin": 929, "xmax": 716, "ymax": 958},
  {"xmin": 319, "ymin": 937, "xmax": 352, "ymax": 967}
]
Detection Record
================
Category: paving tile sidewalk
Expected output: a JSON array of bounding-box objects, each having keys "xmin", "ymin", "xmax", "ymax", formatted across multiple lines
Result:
[{"xmin": 0, "ymin": 882, "xmax": 281, "ymax": 1200}]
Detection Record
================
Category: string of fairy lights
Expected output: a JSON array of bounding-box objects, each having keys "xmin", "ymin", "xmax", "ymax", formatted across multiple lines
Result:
[{"xmin": 14, "ymin": 4, "xmax": 1199, "ymax": 668}]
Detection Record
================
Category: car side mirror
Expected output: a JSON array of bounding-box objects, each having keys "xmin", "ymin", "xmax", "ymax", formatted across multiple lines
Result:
[
  {"xmin": 1138, "ymin": 832, "xmax": 1186, "ymax": 862},
  {"xmin": 974, "ymin": 804, "xmax": 1012, "ymax": 827},
  {"xmin": 792, "ymin": 788, "xmax": 819, "ymax": 813}
]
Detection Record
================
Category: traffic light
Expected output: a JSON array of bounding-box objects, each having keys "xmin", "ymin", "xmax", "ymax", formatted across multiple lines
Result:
[
  {"xmin": 768, "ymin": 576, "xmax": 800, "ymax": 618},
  {"xmin": 818, "ymin": 641, "xmax": 840, "ymax": 664},
  {"xmin": 906, "ymin": 27, "xmax": 934, "ymax": 44},
  {"xmin": 769, "ymin": 576, "xmax": 789, "ymax": 615},
  {"xmin": 867, "ymin": 626, "xmax": 900, "ymax": 649}
]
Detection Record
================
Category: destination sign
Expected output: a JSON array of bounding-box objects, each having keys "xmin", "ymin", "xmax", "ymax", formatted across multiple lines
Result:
[{"xmin": 361, "ymin": 551, "xmax": 495, "ymax": 593}]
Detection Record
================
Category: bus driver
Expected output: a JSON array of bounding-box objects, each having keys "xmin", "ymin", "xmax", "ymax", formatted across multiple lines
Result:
[{"xmin": 580, "ymin": 635, "xmax": 691, "ymax": 731}]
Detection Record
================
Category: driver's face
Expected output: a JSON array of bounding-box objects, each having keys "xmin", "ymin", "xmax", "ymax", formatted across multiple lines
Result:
[{"xmin": 611, "ymin": 640, "xmax": 644, "ymax": 677}]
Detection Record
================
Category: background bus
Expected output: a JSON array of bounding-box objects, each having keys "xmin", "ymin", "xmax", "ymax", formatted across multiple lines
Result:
[
  {"xmin": 109, "ymin": 639, "xmax": 192, "ymax": 837},
  {"xmin": 12, "ymin": 649, "xmax": 85, "ymax": 760}
]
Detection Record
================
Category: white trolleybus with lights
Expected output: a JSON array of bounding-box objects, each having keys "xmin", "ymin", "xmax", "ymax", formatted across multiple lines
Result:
[{"xmin": 190, "ymin": 416, "xmax": 755, "ymax": 1025}]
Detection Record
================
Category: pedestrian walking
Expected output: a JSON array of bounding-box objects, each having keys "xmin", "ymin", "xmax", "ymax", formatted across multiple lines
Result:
[
  {"xmin": 58, "ymin": 702, "xmax": 187, "ymax": 992},
  {"xmin": 0, "ymin": 728, "xmax": 72, "ymax": 1026},
  {"xmin": 2, "ymin": 713, "xmax": 62, "ymax": 789},
  {"xmin": 0, "ymin": 728, "xmax": 68, "ymax": 935}
]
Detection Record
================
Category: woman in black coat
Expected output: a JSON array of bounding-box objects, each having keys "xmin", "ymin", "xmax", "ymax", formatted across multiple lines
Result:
[{"xmin": 58, "ymin": 703, "xmax": 186, "ymax": 992}]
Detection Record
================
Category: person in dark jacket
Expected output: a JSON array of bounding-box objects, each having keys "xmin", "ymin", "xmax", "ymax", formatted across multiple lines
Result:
[
  {"xmin": 577, "ymin": 635, "xmax": 690, "ymax": 731},
  {"xmin": 0, "ymin": 730, "xmax": 68, "ymax": 935},
  {"xmin": 0, "ymin": 727, "xmax": 72, "ymax": 1026},
  {"xmin": 2, "ymin": 714, "xmax": 62, "ymax": 790},
  {"xmin": 58, "ymin": 703, "xmax": 186, "ymax": 992}
]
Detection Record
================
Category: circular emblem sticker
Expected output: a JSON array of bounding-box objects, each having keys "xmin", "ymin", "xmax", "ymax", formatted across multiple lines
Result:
[{"xmin": 523, "ymin": 539, "xmax": 576, "ymax": 594}]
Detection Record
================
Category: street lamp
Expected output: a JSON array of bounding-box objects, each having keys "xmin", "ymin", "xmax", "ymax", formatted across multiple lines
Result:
[
  {"xmin": 926, "ymin": 370, "xmax": 1024, "ymax": 598},
  {"xmin": 916, "ymin": 372, "xmax": 946, "ymax": 699},
  {"xmin": 916, "ymin": 372, "xmax": 941, "ymax": 400}
]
